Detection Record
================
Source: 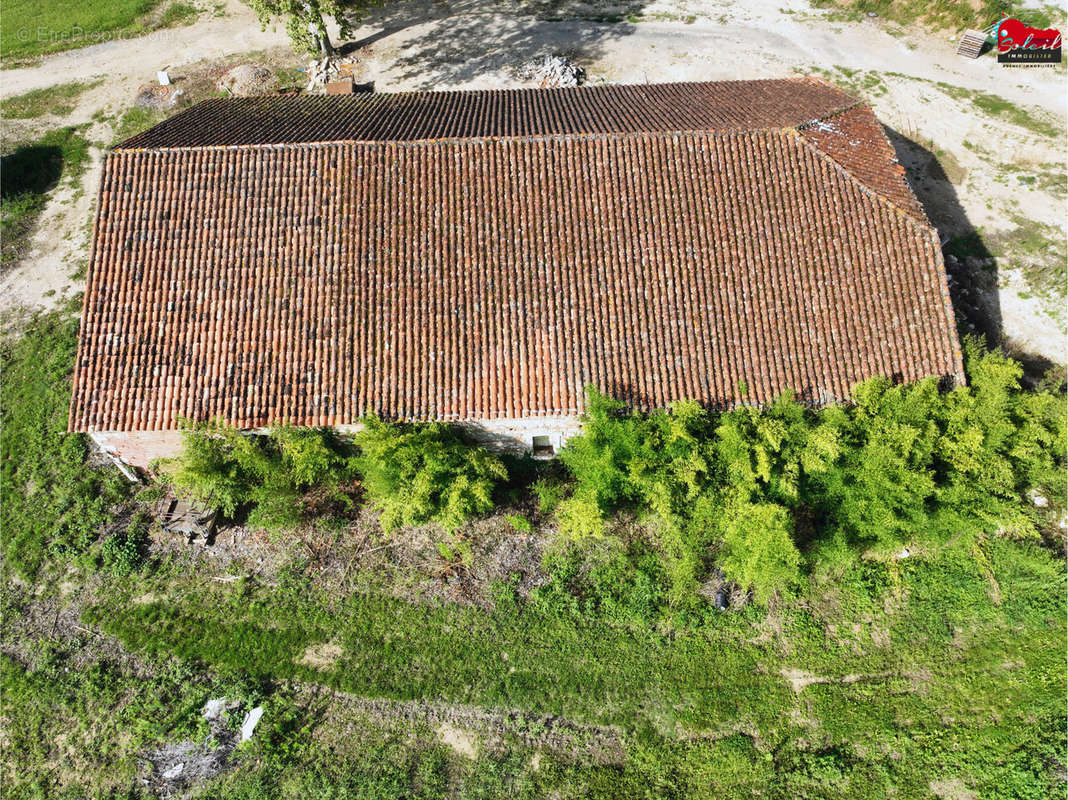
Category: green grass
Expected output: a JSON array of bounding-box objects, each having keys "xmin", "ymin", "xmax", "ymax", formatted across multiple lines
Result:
[
  {"xmin": 0, "ymin": 307, "xmax": 129, "ymax": 578},
  {"xmin": 813, "ymin": 0, "xmax": 1062, "ymax": 32},
  {"xmin": 1, "ymin": 127, "xmax": 91, "ymax": 269},
  {"xmin": 0, "ymin": 79, "xmax": 102, "ymax": 119},
  {"xmin": 0, "ymin": 0, "xmax": 199, "ymax": 64},
  {"xmin": 109, "ymin": 106, "xmax": 171, "ymax": 145},
  {"xmin": 84, "ymin": 536, "xmax": 1066, "ymax": 798}
]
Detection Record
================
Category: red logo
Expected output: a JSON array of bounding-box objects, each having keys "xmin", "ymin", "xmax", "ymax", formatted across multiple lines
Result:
[{"xmin": 993, "ymin": 14, "xmax": 1062, "ymax": 63}]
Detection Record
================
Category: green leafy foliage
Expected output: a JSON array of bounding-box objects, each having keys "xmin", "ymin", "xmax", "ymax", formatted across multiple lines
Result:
[
  {"xmin": 100, "ymin": 512, "xmax": 150, "ymax": 575},
  {"xmin": 244, "ymin": 0, "xmax": 380, "ymax": 54},
  {"xmin": 718, "ymin": 502, "xmax": 800, "ymax": 604},
  {"xmin": 0, "ymin": 309, "xmax": 129, "ymax": 578},
  {"xmin": 163, "ymin": 422, "xmax": 359, "ymax": 534},
  {"xmin": 353, "ymin": 417, "xmax": 507, "ymax": 533},
  {"xmin": 555, "ymin": 342, "xmax": 1066, "ymax": 604}
]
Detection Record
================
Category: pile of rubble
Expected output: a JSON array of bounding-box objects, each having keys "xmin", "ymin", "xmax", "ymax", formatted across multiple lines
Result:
[
  {"xmin": 134, "ymin": 83, "xmax": 186, "ymax": 111},
  {"xmin": 215, "ymin": 64, "xmax": 277, "ymax": 97},
  {"xmin": 304, "ymin": 56, "xmax": 359, "ymax": 92},
  {"xmin": 516, "ymin": 54, "xmax": 586, "ymax": 88}
]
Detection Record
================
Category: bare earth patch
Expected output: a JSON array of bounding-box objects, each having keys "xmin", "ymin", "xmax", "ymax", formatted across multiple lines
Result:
[{"xmin": 298, "ymin": 642, "xmax": 344, "ymax": 670}]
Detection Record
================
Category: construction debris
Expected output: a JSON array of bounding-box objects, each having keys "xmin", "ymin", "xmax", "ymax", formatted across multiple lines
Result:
[
  {"xmin": 304, "ymin": 56, "xmax": 358, "ymax": 92},
  {"xmin": 241, "ymin": 706, "xmax": 264, "ymax": 741},
  {"xmin": 134, "ymin": 83, "xmax": 186, "ymax": 111},
  {"xmin": 516, "ymin": 54, "xmax": 586, "ymax": 88},
  {"xmin": 142, "ymin": 702, "xmax": 240, "ymax": 797},
  {"xmin": 157, "ymin": 497, "xmax": 217, "ymax": 543},
  {"xmin": 216, "ymin": 64, "xmax": 277, "ymax": 97}
]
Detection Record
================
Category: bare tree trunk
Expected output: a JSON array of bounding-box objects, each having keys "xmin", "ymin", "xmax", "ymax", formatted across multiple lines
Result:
[{"xmin": 317, "ymin": 29, "xmax": 334, "ymax": 56}]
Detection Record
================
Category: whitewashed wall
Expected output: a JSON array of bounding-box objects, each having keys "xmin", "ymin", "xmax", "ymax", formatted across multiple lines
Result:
[{"xmin": 89, "ymin": 415, "xmax": 584, "ymax": 474}]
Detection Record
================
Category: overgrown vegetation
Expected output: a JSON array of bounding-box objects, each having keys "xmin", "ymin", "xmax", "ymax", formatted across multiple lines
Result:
[
  {"xmin": 163, "ymin": 422, "xmax": 360, "ymax": 535},
  {"xmin": 551, "ymin": 340, "xmax": 1065, "ymax": 605},
  {"xmin": 353, "ymin": 419, "xmax": 506, "ymax": 533},
  {"xmin": 810, "ymin": 0, "xmax": 1061, "ymax": 34},
  {"xmin": 85, "ymin": 533, "xmax": 1066, "ymax": 798},
  {"xmin": 0, "ymin": 80, "xmax": 102, "ymax": 119},
  {"xmin": 1, "ymin": 127, "xmax": 90, "ymax": 269},
  {"xmin": 1, "ymin": 299, "xmax": 1064, "ymax": 797},
  {"xmin": 0, "ymin": 307, "xmax": 129, "ymax": 578}
]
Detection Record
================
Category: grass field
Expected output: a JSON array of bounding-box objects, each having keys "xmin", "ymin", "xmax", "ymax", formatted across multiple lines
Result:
[
  {"xmin": 0, "ymin": 0, "xmax": 199, "ymax": 63},
  {"xmin": 1, "ymin": 310, "xmax": 1065, "ymax": 798}
]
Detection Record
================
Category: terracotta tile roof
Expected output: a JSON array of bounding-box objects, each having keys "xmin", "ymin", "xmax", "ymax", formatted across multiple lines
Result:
[
  {"xmin": 799, "ymin": 105, "xmax": 928, "ymax": 223},
  {"xmin": 70, "ymin": 80, "xmax": 963, "ymax": 432},
  {"xmin": 115, "ymin": 78, "xmax": 858, "ymax": 149}
]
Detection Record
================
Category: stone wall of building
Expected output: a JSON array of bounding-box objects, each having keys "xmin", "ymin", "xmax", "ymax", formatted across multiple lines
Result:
[{"xmin": 89, "ymin": 415, "xmax": 584, "ymax": 474}]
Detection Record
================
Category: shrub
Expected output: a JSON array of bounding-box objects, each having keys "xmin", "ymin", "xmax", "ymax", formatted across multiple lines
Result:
[
  {"xmin": 352, "ymin": 417, "xmax": 507, "ymax": 533},
  {"xmin": 163, "ymin": 422, "xmax": 359, "ymax": 535},
  {"xmin": 101, "ymin": 513, "xmax": 150, "ymax": 575},
  {"xmin": 551, "ymin": 342, "xmax": 1066, "ymax": 606},
  {"xmin": 718, "ymin": 501, "xmax": 801, "ymax": 603}
]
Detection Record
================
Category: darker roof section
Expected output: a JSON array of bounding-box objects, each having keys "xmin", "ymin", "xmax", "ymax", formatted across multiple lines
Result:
[{"xmin": 114, "ymin": 78, "xmax": 859, "ymax": 149}]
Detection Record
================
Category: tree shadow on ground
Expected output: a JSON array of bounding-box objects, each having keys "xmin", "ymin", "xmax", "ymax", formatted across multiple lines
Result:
[{"xmin": 339, "ymin": 0, "xmax": 644, "ymax": 89}]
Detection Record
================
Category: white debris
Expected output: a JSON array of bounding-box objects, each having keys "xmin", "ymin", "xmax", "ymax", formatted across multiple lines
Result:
[
  {"xmin": 201, "ymin": 697, "xmax": 228, "ymax": 721},
  {"xmin": 1029, "ymin": 489, "xmax": 1049, "ymax": 508},
  {"xmin": 304, "ymin": 56, "xmax": 358, "ymax": 92},
  {"xmin": 516, "ymin": 54, "xmax": 586, "ymax": 88},
  {"xmin": 809, "ymin": 119, "xmax": 839, "ymax": 134},
  {"xmin": 157, "ymin": 70, "xmax": 171, "ymax": 86},
  {"xmin": 895, "ymin": 548, "xmax": 911, "ymax": 559},
  {"xmin": 240, "ymin": 706, "xmax": 264, "ymax": 741},
  {"xmin": 162, "ymin": 762, "xmax": 184, "ymax": 780}
]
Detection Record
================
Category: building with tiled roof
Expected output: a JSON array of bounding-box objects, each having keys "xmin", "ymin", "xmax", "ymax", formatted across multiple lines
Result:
[{"xmin": 70, "ymin": 79, "xmax": 963, "ymax": 469}]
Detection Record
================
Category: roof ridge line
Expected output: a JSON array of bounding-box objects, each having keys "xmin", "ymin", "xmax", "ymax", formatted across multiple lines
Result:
[{"xmin": 110, "ymin": 126, "xmax": 826, "ymax": 154}]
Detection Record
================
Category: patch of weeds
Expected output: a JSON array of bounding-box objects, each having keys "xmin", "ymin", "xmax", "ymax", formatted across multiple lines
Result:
[
  {"xmin": 995, "ymin": 215, "xmax": 1068, "ymax": 306},
  {"xmin": 506, "ymin": 514, "xmax": 534, "ymax": 533},
  {"xmin": 0, "ymin": 79, "xmax": 103, "ymax": 119},
  {"xmin": 0, "ymin": 306, "xmax": 130, "ymax": 578},
  {"xmin": 159, "ymin": 1, "xmax": 199, "ymax": 26},
  {"xmin": 111, "ymin": 107, "xmax": 170, "ymax": 145},
  {"xmin": 100, "ymin": 511, "xmax": 151, "ymax": 574}
]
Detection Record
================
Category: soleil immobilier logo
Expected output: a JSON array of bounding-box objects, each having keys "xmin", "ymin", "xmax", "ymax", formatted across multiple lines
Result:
[{"xmin": 993, "ymin": 14, "xmax": 1062, "ymax": 63}]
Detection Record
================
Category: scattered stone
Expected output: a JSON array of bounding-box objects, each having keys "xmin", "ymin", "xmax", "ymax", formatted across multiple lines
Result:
[
  {"xmin": 216, "ymin": 64, "xmax": 277, "ymax": 97},
  {"xmin": 516, "ymin": 54, "xmax": 586, "ymax": 88},
  {"xmin": 241, "ymin": 706, "xmax": 264, "ymax": 741},
  {"xmin": 304, "ymin": 56, "xmax": 359, "ymax": 92},
  {"xmin": 135, "ymin": 83, "xmax": 187, "ymax": 111},
  {"xmin": 161, "ymin": 762, "xmax": 184, "ymax": 780}
]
